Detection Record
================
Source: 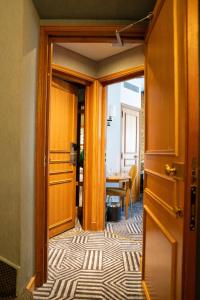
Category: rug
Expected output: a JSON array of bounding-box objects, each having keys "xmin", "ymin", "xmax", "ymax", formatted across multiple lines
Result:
[{"xmin": 33, "ymin": 201, "xmax": 144, "ymax": 300}]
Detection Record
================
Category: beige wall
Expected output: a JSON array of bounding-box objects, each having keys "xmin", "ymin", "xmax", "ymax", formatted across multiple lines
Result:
[
  {"xmin": 53, "ymin": 44, "xmax": 144, "ymax": 79},
  {"xmin": 96, "ymin": 45, "xmax": 144, "ymax": 77},
  {"xmin": 0, "ymin": 0, "xmax": 39, "ymax": 294},
  {"xmin": 0, "ymin": 11, "xmax": 143, "ymax": 294},
  {"xmin": 53, "ymin": 44, "xmax": 97, "ymax": 77}
]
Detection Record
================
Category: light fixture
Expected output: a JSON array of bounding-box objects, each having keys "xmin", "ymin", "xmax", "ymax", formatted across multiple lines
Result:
[
  {"xmin": 107, "ymin": 105, "xmax": 116, "ymax": 126},
  {"xmin": 113, "ymin": 12, "xmax": 153, "ymax": 47}
]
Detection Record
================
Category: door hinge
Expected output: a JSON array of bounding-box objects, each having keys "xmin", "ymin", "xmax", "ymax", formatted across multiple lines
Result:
[
  {"xmin": 190, "ymin": 158, "xmax": 198, "ymax": 231},
  {"xmin": 190, "ymin": 185, "xmax": 197, "ymax": 231},
  {"xmin": 121, "ymin": 152, "xmax": 123, "ymax": 159}
]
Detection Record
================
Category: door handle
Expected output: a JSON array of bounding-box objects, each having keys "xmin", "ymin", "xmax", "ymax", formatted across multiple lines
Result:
[{"xmin": 165, "ymin": 164, "xmax": 176, "ymax": 176}]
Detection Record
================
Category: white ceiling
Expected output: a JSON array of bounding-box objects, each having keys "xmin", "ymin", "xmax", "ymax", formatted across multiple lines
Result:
[{"xmin": 57, "ymin": 42, "xmax": 142, "ymax": 61}]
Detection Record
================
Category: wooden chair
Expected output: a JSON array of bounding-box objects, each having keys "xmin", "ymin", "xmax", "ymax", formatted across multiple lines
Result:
[{"xmin": 106, "ymin": 165, "xmax": 137, "ymax": 219}]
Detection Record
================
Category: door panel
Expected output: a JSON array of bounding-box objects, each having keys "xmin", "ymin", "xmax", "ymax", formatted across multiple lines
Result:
[
  {"xmin": 144, "ymin": 205, "xmax": 177, "ymax": 300},
  {"xmin": 48, "ymin": 77, "xmax": 78, "ymax": 238},
  {"xmin": 121, "ymin": 106, "xmax": 140, "ymax": 172},
  {"xmin": 143, "ymin": 0, "xmax": 186, "ymax": 299}
]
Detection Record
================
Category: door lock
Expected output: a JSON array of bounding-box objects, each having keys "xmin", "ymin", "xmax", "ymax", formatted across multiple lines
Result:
[
  {"xmin": 164, "ymin": 162, "xmax": 184, "ymax": 180},
  {"xmin": 165, "ymin": 164, "xmax": 176, "ymax": 176}
]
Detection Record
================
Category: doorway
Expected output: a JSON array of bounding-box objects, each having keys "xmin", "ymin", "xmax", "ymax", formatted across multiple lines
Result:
[
  {"xmin": 35, "ymin": 6, "xmax": 198, "ymax": 297},
  {"xmin": 105, "ymin": 77, "xmax": 144, "ymax": 224}
]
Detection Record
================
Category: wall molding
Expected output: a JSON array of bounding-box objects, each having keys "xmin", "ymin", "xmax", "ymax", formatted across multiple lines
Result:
[
  {"xmin": 98, "ymin": 65, "xmax": 144, "ymax": 85},
  {"xmin": 144, "ymin": 168, "xmax": 178, "ymax": 217},
  {"xmin": 144, "ymin": 188, "xmax": 177, "ymax": 218},
  {"xmin": 26, "ymin": 276, "xmax": 36, "ymax": 292},
  {"xmin": 143, "ymin": 205, "xmax": 177, "ymax": 300},
  {"xmin": 0, "ymin": 255, "xmax": 20, "ymax": 271},
  {"xmin": 144, "ymin": 168, "xmax": 176, "ymax": 183},
  {"xmin": 52, "ymin": 63, "xmax": 95, "ymax": 84}
]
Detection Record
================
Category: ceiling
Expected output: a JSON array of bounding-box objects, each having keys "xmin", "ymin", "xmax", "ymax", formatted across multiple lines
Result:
[
  {"xmin": 32, "ymin": 0, "xmax": 156, "ymax": 20},
  {"xmin": 57, "ymin": 42, "xmax": 142, "ymax": 61}
]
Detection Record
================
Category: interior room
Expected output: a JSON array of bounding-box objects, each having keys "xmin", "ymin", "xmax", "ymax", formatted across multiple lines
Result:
[
  {"xmin": 33, "ymin": 42, "xmax": 146, "ymax": 299},
  {"xmin": 1, "ymin": 0, "xmax": 197, "ymax": 299},
  {"xmin": 105, "ymin": 77, "xmax": 144, "ymax": 224}
]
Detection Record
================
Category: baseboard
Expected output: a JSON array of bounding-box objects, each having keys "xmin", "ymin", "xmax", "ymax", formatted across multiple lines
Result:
[
  {"xmin": 0, "ymin": 255, "xmax": 20, "ymax": 271},
  {"xmin": 26, "ymin": 275, "xmax": 36, "ymax": 292},
  {"xmin": 142, "ymin": 280, "xmax": 151, "ymax": 300}
]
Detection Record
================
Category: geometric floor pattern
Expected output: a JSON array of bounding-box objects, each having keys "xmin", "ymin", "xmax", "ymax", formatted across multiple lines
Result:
[{"xmin": 33, "ymin": 201, "xmax": 145, "ymax": 300}]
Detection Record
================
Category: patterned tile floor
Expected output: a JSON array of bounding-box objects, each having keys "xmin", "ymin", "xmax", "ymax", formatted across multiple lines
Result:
[{"xmin": 33, "ymin": 201, "xmax": 144, "ymax": 300}]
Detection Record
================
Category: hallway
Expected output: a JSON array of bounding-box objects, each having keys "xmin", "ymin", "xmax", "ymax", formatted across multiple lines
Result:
[{"xmin": 33, "ymin": 202, "xmax": 144, "ymax": 300}]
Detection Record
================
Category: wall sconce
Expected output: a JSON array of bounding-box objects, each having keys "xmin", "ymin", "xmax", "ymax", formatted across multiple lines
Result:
[{"xmin": 107, "ymin": 105, "xmax": 116, "ymax": 126}]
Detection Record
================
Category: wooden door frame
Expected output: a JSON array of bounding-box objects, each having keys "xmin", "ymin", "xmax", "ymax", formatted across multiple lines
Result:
[
  {"xmin": 35, "ymin": 24, "xmax": 145, "ymax": 287},
  {"xmin": 35, "ymin": 9, "xmax": 199, "ymax": 298},
  {"xmin": 183, "ymin": 0, "xmax": 199, "ymax": 299}
]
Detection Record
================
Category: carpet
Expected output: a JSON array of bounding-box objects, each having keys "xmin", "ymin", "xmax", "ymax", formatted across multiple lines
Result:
[{"xmin": 33, "ymin": 201, "xmax": 144, "ymax": 300}]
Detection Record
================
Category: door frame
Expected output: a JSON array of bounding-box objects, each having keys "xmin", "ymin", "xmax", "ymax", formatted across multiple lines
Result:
[
  {"xmin": 35, "ymin": 10, "xmax": 199, "ymax": 299},
  {"xmin": 183, "ymin": 0, "xmax": 199, "ymax": 299},
  {"xmin": 35, "ymin": 25, "xmax": 145, "ymax": 287}
]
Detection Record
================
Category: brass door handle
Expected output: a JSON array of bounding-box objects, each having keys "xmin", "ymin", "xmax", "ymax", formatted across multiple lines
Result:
[{"xmin": 165, "ymin": 164, "xmax": 176, "ymax": 176}]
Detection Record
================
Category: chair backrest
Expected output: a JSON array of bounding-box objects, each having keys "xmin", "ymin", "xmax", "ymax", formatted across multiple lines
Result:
[{"xmin": 128, "ymin": 165, "xmax": 137, "ymax": 191}]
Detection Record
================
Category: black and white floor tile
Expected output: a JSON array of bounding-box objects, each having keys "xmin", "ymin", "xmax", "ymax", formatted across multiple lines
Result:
[{"xmin": 33, "ymin": 201, "xmax": 144, "ymax": 300}]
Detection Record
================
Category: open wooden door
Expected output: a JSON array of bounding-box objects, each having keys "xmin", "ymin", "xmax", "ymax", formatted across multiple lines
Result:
[
  {"xmin": 48, "ymin": 76, "xmax": 78, "ymax": 238},
  {"xmin": 143, "ymin": 0, "xmax": 187, "ymax": 299}
]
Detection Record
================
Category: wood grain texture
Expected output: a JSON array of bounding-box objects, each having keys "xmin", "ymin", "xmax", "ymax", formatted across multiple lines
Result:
[
  {"xmin": 83, "ymin": 81, "xmax": 106, "ymax": 230},
  {"xmin": 142, "ymin": 280, "xmax": 151, "ymax": 300},
  {"xmin": 145, "ymin": 0, "xmax": 176, "ymax": 155},
  {"xmin": 143, "ymin": 0, "xmax": 187, "ymax": 299},
  {"xmin": 26, "ymin": 275, "xmax": 36, "ymax": 292},
  {"xmin": 35, "ymin": 25, "xmax": 145, "ymax": 288},
  {"xmin": 143, "ymin": 205, "xmax": 177, "ymax": 300},
  {"xmin": 52, "ymin": 63, "xmax": 95, "ymax": 85},
  {"xmin": 144, "ymin": 169, "xmax": 178, "ymax": 217},
  {"xmin": 182, "ymin": 0, "xmax": 199, "ymax": 299},
  {"xmin": 35, "ymin": 29, "xmax": 51, "ymax": 287},
  {"xmin": 99, "ymin": 65, "xmax": 144, "ymax": 85},
  {"xmin": 48, "ymin": 77, "xmax": 77, "ymax": 237},
  {"xmin": 44, "ymin": 24, "xmax": 146, "ymax": 43}
]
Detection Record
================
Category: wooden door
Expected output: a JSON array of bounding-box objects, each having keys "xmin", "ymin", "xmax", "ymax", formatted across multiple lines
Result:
[
  {"xmin": 121, "ymin": 105, "xmax": 140, "ymax": 173},
  {"xmin": 48, "ymin": 77, "xmax": 78, "ymax": 238},
  {"xmin": 143, "ymin": 0, "xmax": 187, "ymax": 299}
]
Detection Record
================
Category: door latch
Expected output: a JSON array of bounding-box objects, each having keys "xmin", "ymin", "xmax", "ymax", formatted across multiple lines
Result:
[
  {"xmin": 164, "ymin": 162, "xmax": 184, "ymax": 180},
  {"xmin": 190, "ymin": 185, "xmax": 197, "ymax": 231}
]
